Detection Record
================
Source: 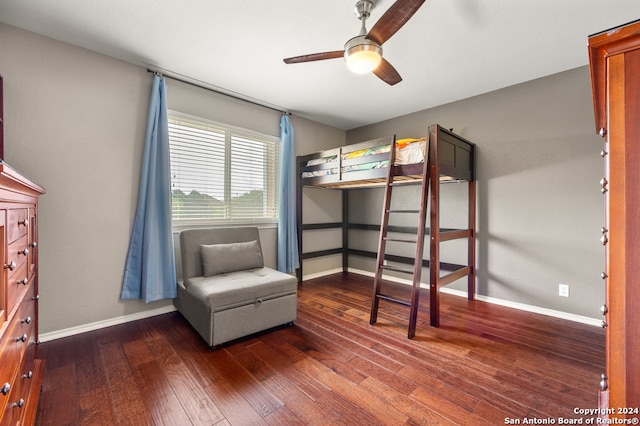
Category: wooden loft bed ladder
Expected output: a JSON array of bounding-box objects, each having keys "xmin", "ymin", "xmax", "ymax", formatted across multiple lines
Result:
[
  {"xmin": 369, "ymin": 125, "xmax": 477, "ymax": 337},
  {"xmin": 369, "ymin": 136, "xmax": 431, "ymax": 338}
]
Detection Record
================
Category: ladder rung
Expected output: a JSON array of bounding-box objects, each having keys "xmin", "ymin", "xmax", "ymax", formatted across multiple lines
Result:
[
  {"xmin": 381, "ymin": 265, "xmax": 415, "ymax": 275},
  {"xmin": 438, "ymin": 229, "xmax": 472, "ymax": 241},
  {"xmin": 386, "ymin": 209, "xmax": 419, "ymax": 214},
  {"xmin": 376, "ymin": 293, "xmax": 411, "ymax": 307},
  {"xmin": 383, "ymin": 236, "xmax": 417, "ymax": 244},
  {"xmin": 437, "ymin": 266, "xmax": 471, "ymax": 287}
]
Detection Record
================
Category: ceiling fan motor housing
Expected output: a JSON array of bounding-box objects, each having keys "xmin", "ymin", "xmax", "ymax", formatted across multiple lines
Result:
[{"xmin": 354, "ymin": 0, "xmax": 374, "ymax": 20}]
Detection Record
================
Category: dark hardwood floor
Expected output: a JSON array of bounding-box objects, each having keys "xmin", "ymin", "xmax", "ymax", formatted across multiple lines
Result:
[{"xmin": 35, "ymin": 273, "xmax": 605, "ymax": 425}]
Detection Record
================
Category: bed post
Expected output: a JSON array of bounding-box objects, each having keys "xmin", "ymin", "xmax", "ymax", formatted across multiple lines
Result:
[
  {"xmin": 296, "ymin": 155, "xmax": 303, "ymax": 283},
  {"xmin": 343, "ymin": 190, "xmax": 349, "ymax": 274},
  {"xmin": 468, "ymin": 178, "xmax": 476, "ymax": 300},
  {"xmin": 429, "ymin": 125, "xmax": 441, "ymax": 327}
]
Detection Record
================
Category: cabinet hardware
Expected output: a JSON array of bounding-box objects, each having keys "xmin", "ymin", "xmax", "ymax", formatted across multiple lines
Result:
[
  {"xmin": 600, "ymin": 177, "xmax": 608, "ymax": 194},
  {"xmin": 600, "ymin": 374, "xmax": 608, "ymax": 391}
]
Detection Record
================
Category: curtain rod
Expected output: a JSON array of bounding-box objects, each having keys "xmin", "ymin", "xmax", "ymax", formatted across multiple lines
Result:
[{"xmin": 147, "ymin": 68, "xmax": 290, "ymax": 116}]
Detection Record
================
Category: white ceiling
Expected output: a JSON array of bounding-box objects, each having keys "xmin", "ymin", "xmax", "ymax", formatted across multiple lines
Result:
[{"xmin": 0, "ymin": 0, "xmax": 637, "ymax": 130}]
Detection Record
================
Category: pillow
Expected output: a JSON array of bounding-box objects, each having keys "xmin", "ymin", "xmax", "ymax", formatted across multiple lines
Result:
[{"xmin": 200, "ymin": 240, "xmax": 264, "ymax": 277}]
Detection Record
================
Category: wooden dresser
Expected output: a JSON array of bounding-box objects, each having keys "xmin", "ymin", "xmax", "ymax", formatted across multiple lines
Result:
[
  {"xmin": 588, "ymin": 20, "xmax": 640, "ymax": 412},
  {"xmin": 0, "ymin": 73, "xmax": 46, "ymax": 426},
  {"xmin": 0, "ymin": 163, "xmax": 45, "ymax": 425}
]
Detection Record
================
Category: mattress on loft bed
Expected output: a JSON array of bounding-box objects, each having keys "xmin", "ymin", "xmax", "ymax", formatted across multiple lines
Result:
[{"xmin": 301, "ymin": 138, "xmax": 426, "ymax": 178}]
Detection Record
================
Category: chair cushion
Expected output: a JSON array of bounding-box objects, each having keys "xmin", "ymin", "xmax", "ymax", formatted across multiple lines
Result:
[
  {"xmin": 184, "ymin": 267, "xmax": 297, "ymax": 311},
  {"xmin": 200, "ymin": 240, "xmax": 264, "ymax": 276}
]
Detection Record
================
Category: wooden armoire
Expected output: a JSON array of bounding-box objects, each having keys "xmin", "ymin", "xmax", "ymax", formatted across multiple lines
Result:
[{"xmin": 588, "ymin": 20, "xmax": 640, "ymax": 412}]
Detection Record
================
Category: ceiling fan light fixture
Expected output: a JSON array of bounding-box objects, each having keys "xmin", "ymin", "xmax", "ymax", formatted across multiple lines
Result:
[{"xmin": 344, "ymin": 36, "xmax": 382, "ymax": 74}]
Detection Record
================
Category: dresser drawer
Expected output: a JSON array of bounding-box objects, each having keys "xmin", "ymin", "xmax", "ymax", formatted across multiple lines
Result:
[
  {"xmin": 0, "ymin": 368, "xmax": 21, "ymax": 426},
  {"xmin": 6, "ymin": 233, "xmax": 29, "ymax": 275},
  {"xmin": 6, "ymin": 262, "xmax": 29, "ymax": 318},
  {"xmin": 7, "ymin": 209, "xmax": 28, "ymax": 244},
  {"xmin": 18, "ymin": 288, "xmax": 36, "ymax": 351},
  {"xmin": 0, "ymin": 317, "xmax": 23, "ymax": 426},
  {"xmin": 0, "ymin": 315, "xmax": 36, "ymax": 426},
  {"xmin": 0, "ymin": 315, "xmax": 21, "ymax": 388},
  {"xmin": 16, "ymin": 284, "xmax": 36, "ymax": 351},
  {"xmin": 19, "ymin": 341, "xmax": 37, "ymax": 407}
]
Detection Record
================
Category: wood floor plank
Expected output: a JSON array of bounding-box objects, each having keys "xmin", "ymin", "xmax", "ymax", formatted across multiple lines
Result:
[
  {"xmin": 61, "ymin": 331, "xmax": 115, "ymax": 425},
  {"xmin": 249, "ymin": 334, "xmax": 332, "ymax": 402},
  {"xmin": 130, "ymin": 360, "xmax": 194, "ymax": 425},
  {"xmin": 35, "ymin": 364, "xmax": 77, "ymax": 426},
  {"xmin": 204, "ymin": 377, "xmax": 268, "ymax": 425},
  {"xmin": 359, "ymin": 375, "xmax": 459, "ymax": 425},
  {"xmin": 35, "ymin": 272, "xmax": 605, "ymax": 425},
  {"xmin": 294, "ymin": 356, "xmax": 410, "ymax": 424},
  {"xmin": 135, "ymin": 316, "xmax": 226, "ymax": 425},
  {"xmin": 207, "ymin": 348, "xmax": 283, "ymax": 418},
  {"xmin": 234, "ymin": 344, "xmax": 323, "ymax": 425},
  {"xmin": 409, "ymin": 384, "xmax": 491, "ymax": 425},
  {"xmin": 97, "ymin": 328, "xmax": 155, "ymax": 424}
]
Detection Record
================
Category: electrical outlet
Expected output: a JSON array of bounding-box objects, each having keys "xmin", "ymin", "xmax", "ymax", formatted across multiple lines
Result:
[{"xmin": 559, "ymin": 283, "xmax": 570, "ymax": 298}]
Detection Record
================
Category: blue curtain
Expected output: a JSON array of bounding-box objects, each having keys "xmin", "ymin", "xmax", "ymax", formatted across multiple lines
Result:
[
  {"xmin": 277, "ymin": 114, "xmax": 300, "ymax": 274},
  {"xmin": 120, "ymin": 75, "xmax": 177, "ymax": 303}
]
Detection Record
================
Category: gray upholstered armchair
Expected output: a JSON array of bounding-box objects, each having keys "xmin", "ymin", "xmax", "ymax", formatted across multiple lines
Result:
[{"xmin": 174, "ymin": 227, "xmax": 298, "ymax": 347}]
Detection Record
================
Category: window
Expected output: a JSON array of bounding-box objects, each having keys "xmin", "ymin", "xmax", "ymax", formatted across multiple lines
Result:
[{"xmin": 168, "ymin": 113, "xmax": 279, "ymax": 224}]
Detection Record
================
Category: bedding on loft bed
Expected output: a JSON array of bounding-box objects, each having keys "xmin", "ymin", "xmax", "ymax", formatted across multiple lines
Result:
[
  {"xmin": 301, "ymin": 138, "xmax": 426, "ymax": 178},
  {"xmin": 298, "ymin": 127, "xmax": 474, "ymax": 188}
]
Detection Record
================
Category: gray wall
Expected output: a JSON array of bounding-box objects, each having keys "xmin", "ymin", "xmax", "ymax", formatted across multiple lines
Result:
[
  {"xmin": 0, "ymin": 23, "xmax": 344, "ymax": 335},
  {"xmin": 346, "ymin": 66, "xmax": 604, "ymax": 319}
]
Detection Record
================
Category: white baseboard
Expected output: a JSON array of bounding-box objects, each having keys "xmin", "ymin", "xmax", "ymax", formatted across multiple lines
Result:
[
  {"xmin": 38, "ymin": 304, "xmax": 177, "ymax": 343},
  {"xmin": 39, "ymin": 268, "xmax": 600, "ymax": 343},
  {"xmin": 313, "ymin": 268, "xmax": 602, "ymax": 327},
  {"xmin": 302, "ymin": 267, "xmax": 344, "ymax": 281}
]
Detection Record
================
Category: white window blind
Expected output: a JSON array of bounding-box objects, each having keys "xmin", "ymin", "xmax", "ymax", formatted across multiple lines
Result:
[{"xmin": 168, "ymin": 114, "xmax": 279, "ymax": 224}]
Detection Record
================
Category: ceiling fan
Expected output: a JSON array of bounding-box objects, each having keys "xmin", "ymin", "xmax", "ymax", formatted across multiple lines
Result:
[{"xmin": 283, "ymin": 0, "xmax": 426, "ymax": 86}]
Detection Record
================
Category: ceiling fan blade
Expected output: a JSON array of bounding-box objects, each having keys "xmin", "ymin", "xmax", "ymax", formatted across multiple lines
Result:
[
  {"xmin": 366, "ymin": 0, "xmax": 426, "ymax": 45},
  {"xmin": 283, "ymin": 50, "xmax": 345, "ymax": 64},
  {"xmin": 373, "ymin": 58, "xmax": 402, "ymax": 85}
]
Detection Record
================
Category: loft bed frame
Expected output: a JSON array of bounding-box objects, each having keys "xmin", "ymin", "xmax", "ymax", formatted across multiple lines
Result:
[{"xmin": 296, "ymin": 124, "xmax": 476, "ymax": 327}]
